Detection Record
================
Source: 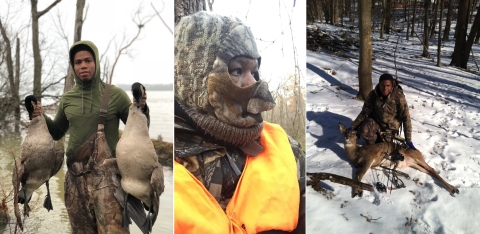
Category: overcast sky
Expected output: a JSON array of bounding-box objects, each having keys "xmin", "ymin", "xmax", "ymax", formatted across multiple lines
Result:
[
  {"xmin": 1, "ymin": 0, "xmax": 304, "ymax": 88},
  {"xmin": 0, "ymin": 0, "xmax": 173, "ymax": 86}
]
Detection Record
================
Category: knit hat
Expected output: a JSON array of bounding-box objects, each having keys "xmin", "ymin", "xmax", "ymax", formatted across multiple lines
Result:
[{"xmin": 174, "ymin": 11, "xmax": 276, "ymax": 146}]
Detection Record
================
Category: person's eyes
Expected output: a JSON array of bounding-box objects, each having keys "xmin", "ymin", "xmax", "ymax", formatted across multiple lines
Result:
[{"xmin": 229, "ymin": 68, "xmax": 242, "ymax": 76}]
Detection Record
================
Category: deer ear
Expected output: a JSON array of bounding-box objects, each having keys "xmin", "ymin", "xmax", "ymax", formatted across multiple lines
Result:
[{"xmin": 338, "ymin": 123, "xmax": 345, "ymax": 133}]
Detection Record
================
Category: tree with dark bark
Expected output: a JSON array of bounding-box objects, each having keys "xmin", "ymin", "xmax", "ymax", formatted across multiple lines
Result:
[
  {"xmin": 411, "ymin": 0, "xmax": 417, "ymax": 37},
  {"xmin": 422, "ymin": 0, "xmax": 431, "ymax": 58},
  {"xmin": 385, "ymin": 0, "xmax": 392, "ymax": 34},
  {"xmin": 0, "ymin": 18, "xmax": 21, "ymax": 130},
  {"xmin": 456, "ymin": 5, "xmax": 480, "ymax": 68},
  {"xmin": 64, "ymin": 0, "xmax": 86, "ymax": 93},
  {"xmin": 429, "ymin": 0, "xmax": 440, "ymax": 39},
  {"xmin": 30, "ymin": 0, "xmax": 62, "ymax": 103},
  {"xmin": 443, "ymin": 0, "xmax": 455, "ymax": 41},
  {"xmin": 437, "ymin": 0, "xmax": 444, "ymax": 67},
  {"xmin": 406, "ymin": 0, "xmax": 411, "ymax": 40},
  {"xmin": 358, "ymin": 0, "xmax": 373, "ymax": 101},
  {"xmin": 450, "ymin": 0, "xmax": 471, "ymax": 66}
]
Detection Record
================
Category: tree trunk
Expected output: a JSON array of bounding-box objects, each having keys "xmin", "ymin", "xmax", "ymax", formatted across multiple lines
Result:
[
  {"xmin": 31, "ymin": 0, "xmax": 62, "ymax": 102},
  {"xmin": 470, "ymin": 0, "xmax": 478, "ymax": 23},
  {"xmin": 422, "ymin": 0, "xmax": 430, "ymax": 58},
  {"xmin": 443, "ymin": 0, "xmax": 455, "ymax": 41},
  {"xmin": 174, "ymin": 0, "xmax": 206, "ymax": 25},
  {"xmin": 14, "ymin": 38, "xmax": 21, "ymax": 132},
  {"xmin": 475, "ymin": 22, "xmax": 480, "ymax": 43},
  {"xmin": 346, "ymin": 0, "xmax": 352, "ymax": 25},
  {"xmin": 407, "ymin": 0, "xmax": 411, "ymax": 40},
  {"xmin": 0, "ymin": 18, "xmax": 19, "ymax": 130},
  {"xmin": 450, "ymin": 0, "xmax": 471, "ymax": 66},
  {"xmin": 381, "ymin": 0, "xmax": 386, "ymax": 39},
  {"xmin": 385, "ymin": 0, "xmax": 392, "ymax": 34},
  {"xmin": 358, "ymin": 0, "xmax": 373, "ymax": 101},
  {"xmin": 411, "ymin": 0, "xmax": 417, "ymax": 37},
  {"xmin": 460, "ymin": 5, "xmax": 480, "ymax": 68},
  {"xmin": 429, "ymin": 0, "xmax": 440, "ymax": 39},
  {"xmin": 332, "ymin": 0, "xmax": 337, "ymax": 24},
  {"xmin": 64, "ymin": 0, "xmax": 86, "ymax": 93},
  {"xmin": 437, "ymin": 0, "xmax": 444, "ymax": 67}
]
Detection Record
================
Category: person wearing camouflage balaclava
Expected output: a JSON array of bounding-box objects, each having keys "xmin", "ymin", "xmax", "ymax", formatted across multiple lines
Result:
[{"xmin": 173, "ymin": 11, "xmax": 305, "ymax": 233}]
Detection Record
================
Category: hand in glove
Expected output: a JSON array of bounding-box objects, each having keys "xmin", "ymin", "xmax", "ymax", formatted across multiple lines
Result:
[{"xmin": 406, "ymin": 142, "xmax": 417, "ymax": 150}]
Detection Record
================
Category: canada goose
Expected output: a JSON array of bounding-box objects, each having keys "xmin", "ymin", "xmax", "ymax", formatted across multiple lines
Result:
[
  {"xmin": 13, "ymin": 95, "xmax": 64, "ymax": 217},
  {"xmin": 106, "ymin": 83, "xmax": 164, "ymax": 233}
]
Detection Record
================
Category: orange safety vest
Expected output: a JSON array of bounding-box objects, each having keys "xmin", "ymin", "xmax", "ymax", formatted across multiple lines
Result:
[{"xmin": 174, "ymin": 122, "xmax": 300, "ymax": 234}]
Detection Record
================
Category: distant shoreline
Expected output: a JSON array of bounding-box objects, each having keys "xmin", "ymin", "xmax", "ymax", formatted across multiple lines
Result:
[{"xmin": 116, "ymin": 83, "xmax": 173, "ymax": 91}]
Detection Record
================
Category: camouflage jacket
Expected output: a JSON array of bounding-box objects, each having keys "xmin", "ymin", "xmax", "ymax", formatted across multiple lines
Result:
[
  {"xmin": 351, "ymin": 82, "xmax": 412, "ymax": 142},
  {"xmin": 174, "ymin": 115, "xmax": 305, "ymax": 210}
]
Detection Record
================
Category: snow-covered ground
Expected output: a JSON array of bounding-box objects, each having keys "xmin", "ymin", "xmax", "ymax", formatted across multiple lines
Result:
[{"xmin": 306, "ymin": 23, "xmax": 480, "ymax": 233}]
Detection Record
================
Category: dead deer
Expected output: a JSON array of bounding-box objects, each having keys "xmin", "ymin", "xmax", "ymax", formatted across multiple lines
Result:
[{"xmin": 338, "ymin": 123, "xmax": 459, "ymax": 197}]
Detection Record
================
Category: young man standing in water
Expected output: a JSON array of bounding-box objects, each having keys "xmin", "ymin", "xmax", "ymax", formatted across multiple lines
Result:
[{"xmin": 32, "ymin": 40, "xmax": 149, "ymax": 233}]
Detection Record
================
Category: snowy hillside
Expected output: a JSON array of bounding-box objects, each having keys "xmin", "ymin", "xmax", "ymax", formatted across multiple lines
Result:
[{"xmin": 306, "ymin": 23, "xmax": 480, "ymax": 233}]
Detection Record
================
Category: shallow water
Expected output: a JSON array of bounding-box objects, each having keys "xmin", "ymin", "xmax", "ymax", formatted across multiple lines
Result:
[{"xmin": 0, "ymin": 90, "xmax": 173, "ymax": 233}]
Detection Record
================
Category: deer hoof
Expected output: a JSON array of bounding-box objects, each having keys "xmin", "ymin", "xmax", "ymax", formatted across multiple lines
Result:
[
  {"xmin": 352, "ymin": 188, "xmax": 363, "ymax": 198},
  {"xmin": 452, "ymin": 188, "xmax": 459, "ymax": 194}
]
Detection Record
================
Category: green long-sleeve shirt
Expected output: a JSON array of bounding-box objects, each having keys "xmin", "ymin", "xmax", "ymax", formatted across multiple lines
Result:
[{"xmin": 45, "ymin": 40, "xmax": 149, "ymax": 160}]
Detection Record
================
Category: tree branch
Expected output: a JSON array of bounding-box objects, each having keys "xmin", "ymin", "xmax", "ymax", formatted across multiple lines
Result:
[
  {"xmin": 37, "ymin": 0, "xmax": 62, "ymax": 18},
  {"xmin": 151, "ymin": 2, "xmax": 173, "ymax": 34}
]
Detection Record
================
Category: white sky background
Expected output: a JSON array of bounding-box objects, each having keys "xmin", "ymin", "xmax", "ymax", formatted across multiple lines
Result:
[
  {"xmin": 0, "ymin": 0, "xmax": 173, "ymax": 86},
  {"xmin": 211, "ymin": 0, "xmax": 306, "ymax": 89}
]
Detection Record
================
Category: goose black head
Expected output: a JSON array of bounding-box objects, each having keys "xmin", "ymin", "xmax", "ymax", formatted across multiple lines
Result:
[
  {"xmin": 25, "ymin": 95, "xmax": 38, "ymax": 120},
  {"xmin": 131, "ymin": 82, "xmax": 146, "ymax": 109}
]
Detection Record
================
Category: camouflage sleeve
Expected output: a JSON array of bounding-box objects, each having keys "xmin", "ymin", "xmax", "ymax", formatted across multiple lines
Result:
[
  {"xmin": 398, "ymin": 95, "xmax": 412, "ymax": 142},
  {"xmin": 351, "ymin": 91, "xmax": 375, "ymax": 129},
  {"xmin": 287, "ymin": 136, "xmax": 305, "ymax": 234},
  {"xmin": 288, "ymin": 135, "xmax": 305, "ymax": 180}
]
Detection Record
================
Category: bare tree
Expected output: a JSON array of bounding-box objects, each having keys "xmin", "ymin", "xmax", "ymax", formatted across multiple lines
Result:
[
  {"xmin": 385, "ymin": 0, "xmax": 392, "ymax": 34},
  {"xmin": 64, "ymin": 0, "xmax": 87, "ymax": 93},
  {"xmin": 174, "ymin": 0, "xmax": 206, "ymax": 25},
  {"xmin": 411, "ymin": 0, "xmax": 417, "ymax": 37},
  {"xmin": 458, "ymin": 5, "xmax": 480, "ymax": 68},
  {"xmin": 406, "ymin": 0, "xmax": 411, "ymax": 40},
  {"xmin": 429, "ymin": 0, "xmax": 440, "ymax": 39},
  {"xmin": 30, "ymin": 0, "xmax": 62, "ymax": 102},
  {"xmin": 422, "ymin": 0, "xmax": 431, "ymax": 58},
  {"xmin": 381, "ymin": 0, "xmax": 386, "ymax": 39},
  {"xmin": 437, "ymin": 0, "xmax": 444, "ymax": 67},
  {"xmin": 0, "ymin": 18, "xmax": 16, "ymax": 124},
  {"xmin": 358, "ymin": 0, "xmax": 373, "ymax": 101},
  {"xmin": 443, "ymin": 0, "xmax": 455, "ymax": 41},
  {"xmin": 450, "ymin": 0, "xmax": 471, "ymax": 66},
  {"xmin": 108, "ymin": 8, "xmax": 154, "ymax": 84}
]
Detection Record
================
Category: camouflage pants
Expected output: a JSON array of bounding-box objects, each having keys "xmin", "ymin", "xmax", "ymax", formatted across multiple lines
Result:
[
  {"xmin": 64, "ymin": 165, "xmax": 127, "ymax": 234},
  {"xmin": 357, "ymin": 118, "xmax": 382, "ymax": 145}
]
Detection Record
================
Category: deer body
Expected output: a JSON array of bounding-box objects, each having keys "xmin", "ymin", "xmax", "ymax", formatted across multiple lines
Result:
[{"xmin": 339, "ymin": 123, "xmax": 459, "ymax": 197}]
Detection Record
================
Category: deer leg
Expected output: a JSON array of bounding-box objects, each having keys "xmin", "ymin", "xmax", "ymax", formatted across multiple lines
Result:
[
  {"xmin": 410, "ymin": 159, "xmax": 459, "ymax": 195},
  {"xmin": 353, "ymin": 161, "xmax": 374, "ymax": 198}
]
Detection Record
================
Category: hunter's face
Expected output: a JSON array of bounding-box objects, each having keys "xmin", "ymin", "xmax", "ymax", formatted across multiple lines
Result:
[
  {"xmin": 380, "ymin": 80, "xmax": 393, "ymax": 97},
  {"xmin": 73, "ymin": 50, "xmax": 95, "ymax": 82},
  {"xmin": 228, "ymin": 56, "xmax": 259, "ymax": 87}
]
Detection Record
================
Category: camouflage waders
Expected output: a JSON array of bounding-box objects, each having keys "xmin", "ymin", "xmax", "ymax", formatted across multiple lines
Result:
[{"xmin": 64, "ymin": 84, "xmax": 127, "ymax": 234}]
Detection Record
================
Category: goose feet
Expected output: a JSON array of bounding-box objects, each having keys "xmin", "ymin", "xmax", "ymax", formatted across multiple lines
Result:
[{"xmin": 43, "ymin": 180, "xmax": 53, "ymax": 211}]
